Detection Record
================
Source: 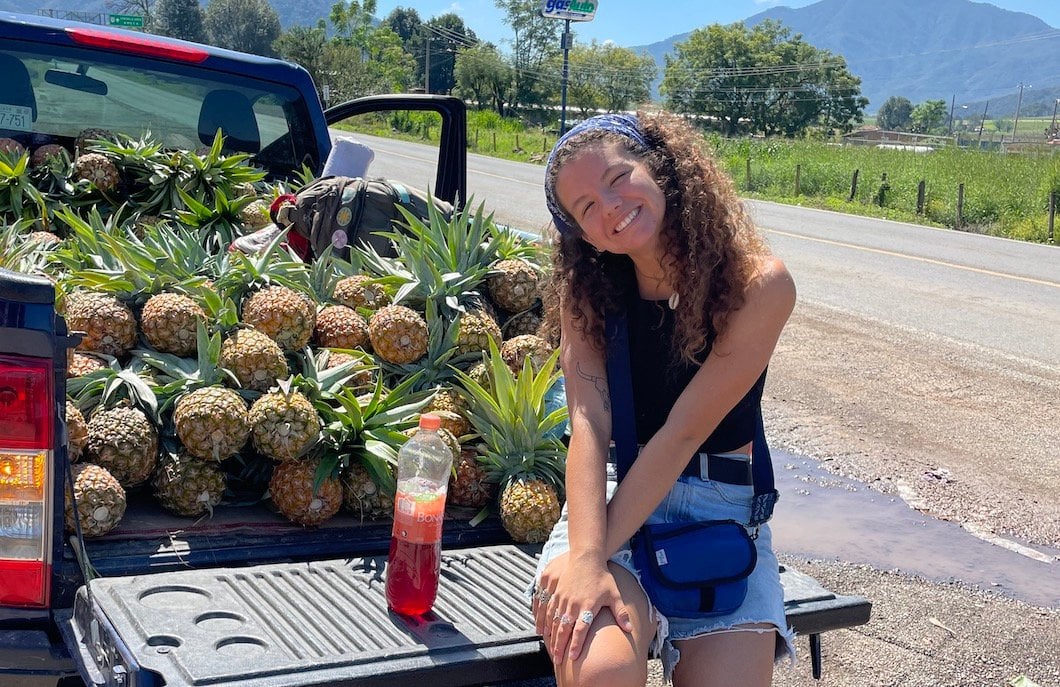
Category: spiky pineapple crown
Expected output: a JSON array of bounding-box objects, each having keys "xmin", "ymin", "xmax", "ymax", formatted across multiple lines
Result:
[{"xmin": 454, "ymin": 338, "xmax": 568, "ymax": 493}]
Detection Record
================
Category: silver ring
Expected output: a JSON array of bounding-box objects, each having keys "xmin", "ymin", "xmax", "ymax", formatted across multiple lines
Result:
[
  {"xmin": 559, "ymin": 614, "xmax": 573, "ymax": 625},
  {"xmin": 553, "ymin": 610, "xmax": 562, "ymax": 621},
  {"xmin": 579, "ymin": 610, "xmax": 594, "ymax": 624},
  {"xmin": 537, "ymin": 589, "xmax": 551, "ymax": 604}
]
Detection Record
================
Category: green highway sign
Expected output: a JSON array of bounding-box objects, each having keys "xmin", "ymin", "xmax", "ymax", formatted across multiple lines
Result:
[{"xmin": 108, "ymin": 14, "xmax": 144, "ymax": 27}]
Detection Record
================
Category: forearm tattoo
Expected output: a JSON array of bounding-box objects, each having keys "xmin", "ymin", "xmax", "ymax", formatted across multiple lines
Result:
[{"xmin": 576, "ymin": 362, "xmax": 610, "ymax": 411}]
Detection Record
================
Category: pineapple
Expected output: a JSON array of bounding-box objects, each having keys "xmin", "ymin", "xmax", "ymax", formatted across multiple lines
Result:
[
  {"xmin": 455, "ymin": 340, "xmax": 567, "ymax": 544},
  {"xmin": 248, "ymin": 384, "xmax": 320, "ymax": 462},
  {"xmin": 66, "ymin": 401, "xmax": 88, "ymax": 462},
  {"xmin": 448, "ymin": 447, "xmax": 495, "ymax": 509},
  {"xmin": 68, "ymin": 351, "xmax": 107, "ymax": 378},
  {"xmin": 238, "ymin": 199, "xmax": 271, "ymax": 230},
  {"xmin": 72, "ymin": 152, "xmax": 120, "ymax": 193},
  {"xmin": 30, "ymin": 143, "xmax": 67, "ymax": 169},
  {"xmin": 219, "ymin": 328, "xmax": 288, "ymax": 392},
  {"xmin": 500, "ymin": 334, "xmax": 554, "ymax": 376},
  {"xmin": 424, "ymin": 387, "xmax": 471, "ymax": 439},
  {"xmin": 63, "ymin": 291, "xmax": 138, "ymax": 358},
  {"xmin": 241, "ymin": 285, "xmax": 317, "ymax": 352},
  {"xmin": 152, "ymin": 451, "xmax": 226, "ymax": 517},
  {"xmin": 269, "ymin": 457, "xmax": 343, "ymax": 526},
  {"xmin": 455, "ymin": 307, "xmax": 502, "ymax": 356},
  {"xmin": 174, "ymin": 386, "xmax": 250, "ymax": 462},
  {"xmin": 322, "ymin": 351, "xmax": 375, "ymax": 391},
  {"xmin": 84, "ymin": 406, "xmax": 159, "ymax": 488},
  {"xmin": 341, "ymin": 461, "xmax": 392, "ymax": 521},
  {"xmin": 140, "ymin": 292, "xmax": 206, "ymax": 357},
  {"xmin": 502, "ymin": 309, "xmax": 543, "ymax": 339},
  {"xmin": 488, "ymin": 259, "xmax": 541, "ymax": 313},
  {"xmin": 26, "ymin": 231, "xmax": 61, "ymax": 247},
  {"xmin": 499, "ymin": 477, "xmax": 561, "ymax": 544},
  {"xmin": 0, "ymin": 137, "xmax": 26, "ymax": 156},
  {"xmin": 333, "ymin": 274, "xmax": 389, "ymax": 310},
  {"xmin": 75, "ymin": 127, "xmax": 114, "ymax": 154},
  {"xmin": 314, "ymin": 305, "xmax": 369, "ymax": 349},
  {"xmin": 368, "ymin": 305, "xmax": 428, "ymax": 364},
  {"xmin": 65, "ymin": 463, "xmax": 126, "ymax": 538}
]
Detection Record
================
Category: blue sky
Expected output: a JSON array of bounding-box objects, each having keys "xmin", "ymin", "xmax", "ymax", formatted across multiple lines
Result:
[{"xmin": 373, "ymin": 0, "xmax": 1059, "ymax": 49}]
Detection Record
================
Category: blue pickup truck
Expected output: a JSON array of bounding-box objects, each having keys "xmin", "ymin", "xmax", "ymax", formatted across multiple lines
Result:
[{"xmin": 0, "ymin": 11, "xmax": 869, "ymax": 687}]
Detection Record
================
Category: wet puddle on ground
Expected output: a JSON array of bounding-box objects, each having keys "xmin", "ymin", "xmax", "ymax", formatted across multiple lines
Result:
[{"xmin": 769, "ymin": 449, "xmax": 1060, "ymax": 609}]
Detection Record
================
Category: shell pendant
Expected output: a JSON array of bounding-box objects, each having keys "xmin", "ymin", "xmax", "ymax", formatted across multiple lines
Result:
[{"xmin": 668, "ymin": 292, "xmax": 680, "ymax": 310}]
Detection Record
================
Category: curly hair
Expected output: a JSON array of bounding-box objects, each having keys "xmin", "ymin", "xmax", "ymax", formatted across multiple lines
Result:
[{"xmin": 541, "ymin": 110, "xmax": 767, "ymax": 364}]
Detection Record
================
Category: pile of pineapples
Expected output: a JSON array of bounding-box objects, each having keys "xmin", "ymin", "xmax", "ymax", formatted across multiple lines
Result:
[{"xmin": 1, "ymin": 130, "xmax": 568, "ymax": 544}]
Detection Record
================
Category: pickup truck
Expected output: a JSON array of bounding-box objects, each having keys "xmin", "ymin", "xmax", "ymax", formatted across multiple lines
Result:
[{"xmin": 0, "ymin": 11, "xmax": 870, "ymax": 687}]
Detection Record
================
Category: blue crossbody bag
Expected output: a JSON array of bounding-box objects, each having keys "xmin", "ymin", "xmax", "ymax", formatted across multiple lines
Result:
[{"xmin": 605, "ymin": 308, "xmax": 779, "ymax": 618}]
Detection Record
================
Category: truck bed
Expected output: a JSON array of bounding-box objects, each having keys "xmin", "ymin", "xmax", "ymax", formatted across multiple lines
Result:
[{"xmin": 56, "ymin": 531, "xmax": 870, "ymax": 687}]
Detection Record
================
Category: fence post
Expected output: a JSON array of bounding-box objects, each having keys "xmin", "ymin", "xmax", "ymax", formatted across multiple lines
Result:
[
  {"xmin": 849, "ymin": 169, "xmax": 859, "ymax": 201},
  {"xmin": 876, "ymin": 172, "xmax": 889, "ymax": 207},
  {"xmin": 745, "ymin": 158, "xmax": 752, "ymax": 191},
  {"xmin": 515, "ymin": 133, "xmax": 520, "ymax": 151},
  {"xmin": 795, "ymin": 164, "xmax": 801, "ymax": 196},
  {"xmin": 956, "ymin": 183, "xmax": 965, "ymax": 229},
  {"xmin": 917, "ymin": 180, "xmax": 926, "ymax": 215},
  {"xmin": 543, "ymin": 136, "xmax": 548, "ymax": 153},
  {"xmin": 475, "ymin": 128, "xmax": 479, "ymax": 150},
  {"xmin": 492, "ymin": 131, "xmax": 497, "ymax": 152},
  {"xmin": 1049, "ymin": 191, "xmax": 1056, "ymax": 243}
]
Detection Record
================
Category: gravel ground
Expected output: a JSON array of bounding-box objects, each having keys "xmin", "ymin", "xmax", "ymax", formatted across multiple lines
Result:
[{"xmin": 512, "ymin": 299, "xmax": 1060, "ymax": 686}]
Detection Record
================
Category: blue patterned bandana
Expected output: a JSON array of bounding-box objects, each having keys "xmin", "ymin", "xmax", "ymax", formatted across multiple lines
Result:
[{"xmin": 544, "ymin": 113, "xmax": 651, "ymax": 236}]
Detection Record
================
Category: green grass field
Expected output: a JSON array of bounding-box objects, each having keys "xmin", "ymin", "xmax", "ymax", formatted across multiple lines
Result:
[{"xmin": 336, "ymin": 110, "xmax": 1060, "ymax": 244}]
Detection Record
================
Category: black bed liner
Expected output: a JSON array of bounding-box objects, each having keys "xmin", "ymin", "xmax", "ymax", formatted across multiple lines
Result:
[{"xmin": 56, "ymin": 545, "xmax": 870, "ymax": 687}]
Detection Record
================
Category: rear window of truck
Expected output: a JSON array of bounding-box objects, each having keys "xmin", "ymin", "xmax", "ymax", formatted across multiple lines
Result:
[{"xmin": 1, "ymin": 41, "xmax": 317, "ymax": 177}]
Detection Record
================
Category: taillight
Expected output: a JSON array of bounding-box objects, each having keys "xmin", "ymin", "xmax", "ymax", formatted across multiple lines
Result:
[
  {"xmin": 66, "ymin": 26, "xmax": 210, "ymax": 63},
  {"xmin": 0, "ymin": 354, "xmax": 53, "ymax": 608}
]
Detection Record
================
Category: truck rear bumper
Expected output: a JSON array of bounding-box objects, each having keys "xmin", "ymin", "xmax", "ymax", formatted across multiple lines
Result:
[{"xmin": 0, "ymin": 628, "xmax": 80, "ymax": 683}]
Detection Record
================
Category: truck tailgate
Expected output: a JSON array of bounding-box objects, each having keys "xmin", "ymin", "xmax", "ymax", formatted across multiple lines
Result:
[{"xmin": 56, "ymin": 545, "xmax": 869, "ymax": 687}]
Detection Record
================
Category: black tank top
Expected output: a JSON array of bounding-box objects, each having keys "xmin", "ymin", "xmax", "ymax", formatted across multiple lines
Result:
[{"xmin": 627, "ymin": 296, "xmax": 766, "ymax": 454}]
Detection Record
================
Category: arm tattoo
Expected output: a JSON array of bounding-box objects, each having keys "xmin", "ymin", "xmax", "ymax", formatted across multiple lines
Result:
[{"xmin": 576, "ymin": 362, "xmax": 610, "ymax": 411}]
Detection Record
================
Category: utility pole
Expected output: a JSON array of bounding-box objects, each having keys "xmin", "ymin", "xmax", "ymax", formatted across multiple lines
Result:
[
  {"xmin": 1010, "ymin": 82, "xmax": 1026, "ymax": 144},
  {"xmin": 424, "ymin": 35, "xmax": 430, "ymax": 93},
  {"xmin": 1050, "ymin": 98, "xmax": 1059, "ymax": 139},
  {"xmin": 977, "ymin": 100, "xmax": 989, "ymax": 149},
  {"xmin": 948, "ymin": 93, "xmax": 956, "ymax": 135}
]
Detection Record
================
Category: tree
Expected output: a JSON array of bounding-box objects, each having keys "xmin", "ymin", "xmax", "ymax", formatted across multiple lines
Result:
[
  {"xmin": 384, "ymin": 7, "xmax": 422, "ymax": 48},
  {"xmin": 421, "ymin": 14, "xmax": 476, "ymax": 95},
  {"xmin": 204, "ymin": 0, "xmax": 281, "ymax": 56},
  {"xmin": 495, "ymin": 0, "xmax": 562, "ymax": 111},
  {"xmin": 877, "ymin": 96, "xmax": 913, "ymax": 131},
  {"xmin": 153, "ymin": 0, "xmax": 205, "ymax": 43},
  {"xmin": 559, "ymin": 41, "xmax": 656, "ymax": 116},
  {"xmin": 661, "ymin": 20, "xmax": 867, "ymax": 137},
  {"xmin": 273, "ymin": 23, "xmax": 328, "ymax": 99},
  {"xmin": 910, "ymin": 99, "xmax": 948, "ymax": 134},
  {"xmin": 454, "ymin": 43, "xmax": 512, "ymax": 114}
]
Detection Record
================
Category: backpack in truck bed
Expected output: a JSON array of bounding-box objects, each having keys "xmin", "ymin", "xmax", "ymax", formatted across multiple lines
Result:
[{"xmin": 277, "ymin": 176, "xmax": 453, "ymax": 259}]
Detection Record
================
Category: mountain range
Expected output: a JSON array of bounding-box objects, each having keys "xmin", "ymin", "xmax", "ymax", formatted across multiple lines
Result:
[
  {"xmin": 632, "ymin": 0, "xmax": 1060, "ymax": 114},
  {"xmin": 7, "ymin": 0, "xmax": 1059, "ymax": 116}
]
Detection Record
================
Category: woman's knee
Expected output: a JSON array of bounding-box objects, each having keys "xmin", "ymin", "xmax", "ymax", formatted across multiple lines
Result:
[{"xmin": 558, "ymin": 644, "xmax": 648, "ymax": 687}]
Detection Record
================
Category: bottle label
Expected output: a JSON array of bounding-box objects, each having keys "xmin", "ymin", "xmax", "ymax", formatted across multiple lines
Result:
[{"xmin": 391, "ymin": 492, "xmax": 445, "ymax": 544}]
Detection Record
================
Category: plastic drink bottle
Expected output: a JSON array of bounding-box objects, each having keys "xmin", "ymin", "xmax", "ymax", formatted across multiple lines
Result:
[{"xmin": 385, "ymin": 413, "xmax": 454, "ymax": 616}]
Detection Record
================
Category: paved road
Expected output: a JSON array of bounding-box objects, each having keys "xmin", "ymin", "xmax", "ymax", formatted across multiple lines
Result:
[{"xmin": 350, "ymin": 130, "xmax": 1060, "ymax": 368}]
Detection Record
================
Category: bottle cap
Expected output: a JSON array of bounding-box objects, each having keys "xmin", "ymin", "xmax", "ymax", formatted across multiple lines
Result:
[{"xmin": 418, "ymin": 413, "xmax": 441, "ymax": 431}]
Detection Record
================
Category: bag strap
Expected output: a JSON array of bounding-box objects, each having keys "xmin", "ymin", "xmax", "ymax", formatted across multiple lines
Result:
[{"xmin": 605, "ymin": 308, "xmax": 778, "ymax": 527}]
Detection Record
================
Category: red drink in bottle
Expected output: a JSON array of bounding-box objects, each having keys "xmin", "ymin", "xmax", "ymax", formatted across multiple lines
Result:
[
  {"xmin": 385, "ymin": 414, "xmax": 452, "ymax": 616},
  {"xmin": 385, "ymin": 492, "xmax": 445, "ymax": 615}
]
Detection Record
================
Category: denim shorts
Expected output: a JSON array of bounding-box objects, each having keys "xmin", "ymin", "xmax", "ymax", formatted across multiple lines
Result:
[{"xmin": 531, "ymin": 466, "xmax": 796, "ymax": 682}]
